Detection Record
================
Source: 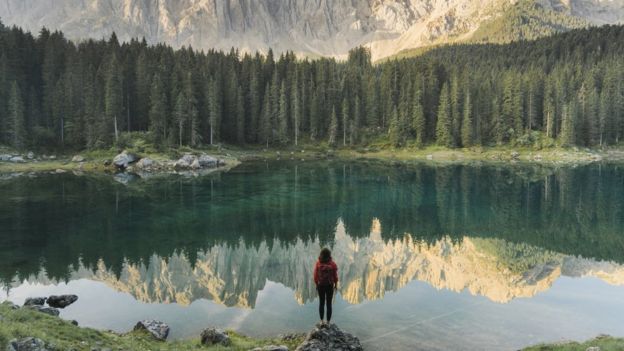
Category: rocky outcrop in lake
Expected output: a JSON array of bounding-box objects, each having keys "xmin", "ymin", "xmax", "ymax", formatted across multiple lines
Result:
[{"xmin": 295, "ymin": 323, "xmax": 363, "ymax": 351}]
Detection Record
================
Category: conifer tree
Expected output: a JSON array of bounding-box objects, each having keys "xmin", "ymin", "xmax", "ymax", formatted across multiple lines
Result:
[
  {"xmin": 461, "ymin": 89, "xmax": 473, "ymax": 147},
  {"xmin": 328, "ymin": 106, "xmax": 338, "ymax": 147},
  {"xmin": 8, "ymin": 81, "xmax": 25, "ymax": 149},
  {"xmin": 149, "ymin": 74, "xmax": 167, "ymax": 145},
  {"xmin": 436, "ymin": 83, "xmax": 453, "ymax": 147},
  {"xmin": 388, "ymin": 106, "xmax": 401, "ymax": 147},
  {"xmin": 412, "ymin": 89, "xmax": 426, "ymax": 147}
]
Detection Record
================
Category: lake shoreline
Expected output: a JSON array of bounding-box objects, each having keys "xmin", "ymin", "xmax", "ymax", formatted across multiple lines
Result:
[
  {"xmin": 1, "ymin": 302, "xmax": 622, "ymax": 351},
  {"xmin": 1, "ymin": 145, "xmax": 623, "ymax": 176}
]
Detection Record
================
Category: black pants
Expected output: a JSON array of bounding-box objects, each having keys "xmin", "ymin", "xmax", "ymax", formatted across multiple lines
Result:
[{"xmin": 317, "ymin": 284, "xmax": 334, "ymax": 322}]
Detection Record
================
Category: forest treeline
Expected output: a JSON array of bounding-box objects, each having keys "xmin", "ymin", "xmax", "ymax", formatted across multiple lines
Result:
[{"xmin": 1, "ymin": 20, "xmax": 624, "ymax": 150}]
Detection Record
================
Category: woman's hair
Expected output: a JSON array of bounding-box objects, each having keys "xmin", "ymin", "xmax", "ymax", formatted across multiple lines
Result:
[{"xmin": 319, "ymin": 247, "xmax": 332, "ymax": 263}]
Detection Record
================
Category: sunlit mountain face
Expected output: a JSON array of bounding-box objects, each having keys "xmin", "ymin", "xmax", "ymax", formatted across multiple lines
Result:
[
  {"xmin": 2, "ymin": 161, "xmax": 624, "ymax": 349},
  {"xmin": 1, "ymin": 0, "xmax": 623, "ymax": 60}
]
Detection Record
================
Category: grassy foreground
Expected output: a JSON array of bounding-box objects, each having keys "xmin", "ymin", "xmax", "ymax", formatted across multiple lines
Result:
[
  {"xmin": 2, "ymin": 303, "xmax": 624, "ymax": 350},
  {"xmin": 0, "ymin": 303, "xmax": 303, "ymax": 351},
  {"xmin": 523, "ymin": 335, "xmax": 624, "ymax": 350}
]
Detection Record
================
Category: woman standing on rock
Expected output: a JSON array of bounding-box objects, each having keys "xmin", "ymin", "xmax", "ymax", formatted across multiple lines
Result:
[{"xmin": 314, "ymin": 247, "xmax": 338, "ymax": 325}]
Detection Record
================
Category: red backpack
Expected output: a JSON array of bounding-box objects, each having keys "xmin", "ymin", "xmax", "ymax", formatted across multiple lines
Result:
[{"xmin": 318, "ymin": 262, "xmax": 335, "ymax": 286}]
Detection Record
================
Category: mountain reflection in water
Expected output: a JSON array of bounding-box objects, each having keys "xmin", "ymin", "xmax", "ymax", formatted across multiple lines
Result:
[
  {"xmin": 3, "ymin": 161, "xmax": 624, "ymax": 350},
  {"xmin": 9, "ymin": 219, "xmax": 624, "ymax": 307}
]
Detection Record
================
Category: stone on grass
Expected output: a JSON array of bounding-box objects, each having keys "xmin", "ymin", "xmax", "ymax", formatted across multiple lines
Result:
[
  {"xmin": 71, "ymin": 155, "xmax": 85, "ymax": 163},
  {"xmin": 10, "ymin": 156, "xmax": 25, "ymax": 163},
  {"xmin": 200, "ymin": 327, "xmax": 231, "ymax": 346},
  {"xmin": 0, "ymin": 154, "xmax": 12, "ymax": 161},
  {"xmin": 23, "ymin": 297, "xmax": 46, "ymax": 306},
  {"xmin": 251, "ymin": 346, "xmax": 289, "ymax": 351},
  {"xmin": 6, "ymin": 337, "xmax": 51, "ymax": 351},
  {"xmin": 2, "ymin": 301, "xmax": 19, "ymax": 310},
  {"xmin": 47, "ymin": 295, "xmax": 78, "ymax": 308},
  {"xmin": 26, "ymin": 305, "xmax": 60, "ymax": 317},
  {"xmin": 133, "ymin": 320, "xmax": 170, "ymax": 341},
  {"xmin": 26, "ymin": 152, "xmax": 34, "ymax": 159}
]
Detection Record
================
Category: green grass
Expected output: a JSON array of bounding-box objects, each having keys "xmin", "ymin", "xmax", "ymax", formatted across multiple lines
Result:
[
  {"xmin": 523, "ymin": 335, "xmax": 624, "ymax": 350},
  {"xmin": 0, "ymin": 303, "xmax": 303, "ymax": 351}
]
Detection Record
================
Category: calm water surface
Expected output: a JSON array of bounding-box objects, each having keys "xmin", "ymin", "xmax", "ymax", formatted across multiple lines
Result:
[{"xmin": 2, "ymin": 161, "xmax": 624, "ymax": 350}]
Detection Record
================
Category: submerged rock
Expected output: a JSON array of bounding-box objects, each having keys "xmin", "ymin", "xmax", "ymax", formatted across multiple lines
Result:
[
  {"xmin": 200, "ymin": 327, "xmax": 231, "ymax": 346},
  {"xmin": 113, "ymin": 151, "xmax": 139, "ymax": 169},
  {"xmin": 47, "ymin": 295, "xmax": 78, "ymax": 308},
  {"xmin": 295, "ymin": 323, "xmax": 363, "ymax": 351},
  {"xmin": 133, "ymin": 320, "xmax": 170, "ymax": 341},
  {"xmin": 6, "ymin": 337, "xmax": 51, "ymax": 351},
  {"xmin": 23, "ymin": 297, "xmax": 46, "ymax": 306}
]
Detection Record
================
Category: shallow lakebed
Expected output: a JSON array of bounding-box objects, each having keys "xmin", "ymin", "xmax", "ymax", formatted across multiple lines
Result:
[{"xmin": 2, "ymin": 161, "xmax": 624, "ymax": 351}]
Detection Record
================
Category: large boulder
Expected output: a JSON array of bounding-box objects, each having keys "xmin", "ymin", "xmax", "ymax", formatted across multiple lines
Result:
[
  {"xmin": 10, "ymin": 156, "xmax": 25, "ymax": 163},
  {"xmin": 6, "ymin": 337, "xmax": 52, "ymax": 351},
  {"xmin": 174, "ymin": 154, "xmax": 196, "ymax": 169},
  {"xmin": 191, "ymin": 159, "xmax": 201, "ymax": 169},
  {"xmin": 0, "ymin": 154, "xmax": 12, "ymax": 161},
  {"xmin": 136, "ymin": 158, "xmax": 155, "ymax": 170},
  {"xmin": 200, "ymin": 327, "xmax": 231, "ymax": 346},
  {"xmin": 26, "ymin": 151, "xmax": 34, "ymax": 159},
  {"xmin": 295, "ymin": 323, "xmax": 363, "ymax": 351},
  {"xmin": 133, "ymin": 320, "xmax": 170, "ymax": 341},
  {"xmin": 23, "ymin": 297, "xmax": 46, "ymax": 306},
  {"xmin": 47, "ymin": 295, "xmax": 78, "ymax": 308},
  {"xmin": 198, "ymin": 154, "xmax": 218, "ymax": 168},
  {"xmin": 71, "ymin": 155, "xmax": 85, "ymax": 163},
  {"xmin": 113, "ymin": 151, "xmax": 139, "ymax": 169}
]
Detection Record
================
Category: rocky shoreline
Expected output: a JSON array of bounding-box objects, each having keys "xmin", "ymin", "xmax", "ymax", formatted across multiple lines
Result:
[{"xmin": 1, "ymin": 299, "xmax": 363, "ymax": 351}]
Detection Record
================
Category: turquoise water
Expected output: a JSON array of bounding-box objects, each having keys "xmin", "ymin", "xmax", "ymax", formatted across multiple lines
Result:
[{"xmin": 2, "ymin": 161, "xmax": 624, "ymax": 350}]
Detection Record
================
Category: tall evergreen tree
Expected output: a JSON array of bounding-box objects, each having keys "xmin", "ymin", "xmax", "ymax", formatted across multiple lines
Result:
[
  {"xmin": 8, "ymin": 81, "xmax": 26, "ymax": 149},
  {"xmin": 461, "ymin": 89, "xmax": 473, "ymax": 147},
  {"xmin": 412, "ymin": 89, "xmax": 426, "ymax": 147},
  {"xmin": 436, "ymin": 83, "xmax": 453, "ymax": 148}
]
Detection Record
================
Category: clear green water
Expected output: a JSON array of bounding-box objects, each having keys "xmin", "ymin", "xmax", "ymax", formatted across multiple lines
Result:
[{"xmin": 2, "ymin": 161, "xmax": 624, "ymax": 350}]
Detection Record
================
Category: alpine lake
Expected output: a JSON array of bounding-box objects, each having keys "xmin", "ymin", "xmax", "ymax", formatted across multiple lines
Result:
[{"xmin": 2, "ymin": 160, "xmax": 624, "ymax": 351}]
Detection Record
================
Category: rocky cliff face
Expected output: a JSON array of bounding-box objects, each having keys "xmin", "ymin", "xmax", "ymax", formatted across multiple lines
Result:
[
  {"xmin": 1, "ymin": 0, "xmax": 622, "ymax": 60},
  {"xmin": 15, "ymin": 219, "xmax": 624, "ymax": 308}
]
